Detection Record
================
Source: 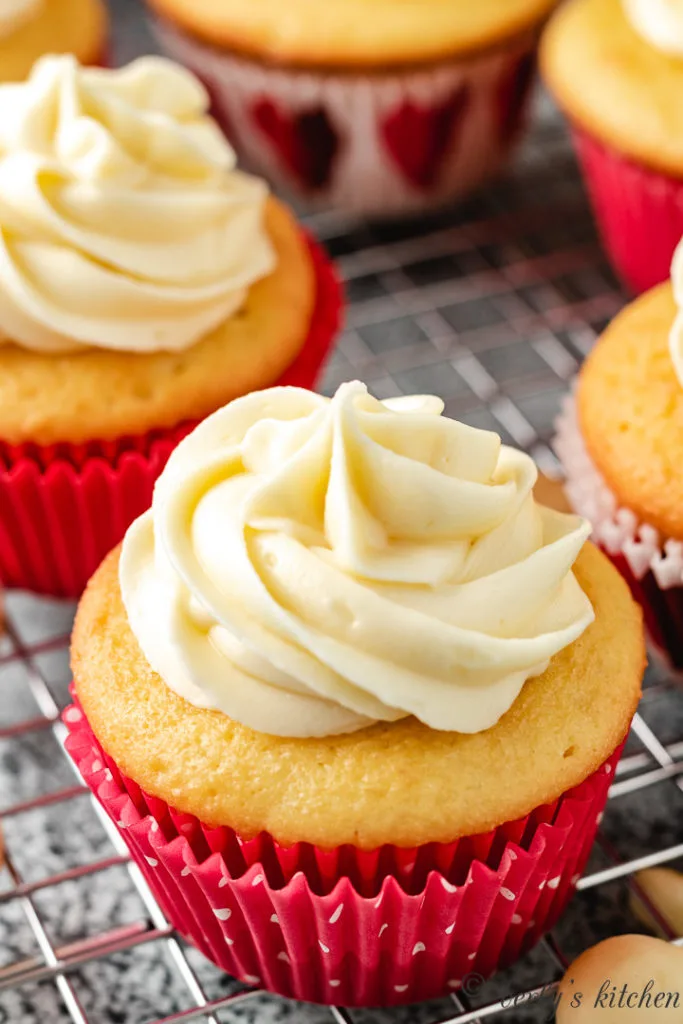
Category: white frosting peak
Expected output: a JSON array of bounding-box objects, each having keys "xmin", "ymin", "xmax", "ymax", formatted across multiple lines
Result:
[
  {"xmin": 624, "ymin": 0, "xmax": 683, "ymax": 56},
  {"xmin": 120, "ymin": 383, "xmax": 594, "ymax": 738},
  {"xmin": 0, "ymin": 55, "xmax": 275, "ymax": 354}
]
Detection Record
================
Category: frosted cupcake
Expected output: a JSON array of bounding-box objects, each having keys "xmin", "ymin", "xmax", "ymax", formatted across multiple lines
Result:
[
  {"xmin": 541, "ymin": 0, "xmax": 683, "ymax": 294},
  {"xmin": 67, "ymin": 382, "xmax": 643, "ymax": 1007},
  {"xmin": 555, "ymin": 235, "xmax": 683, "ymax": 669},
  {"xmin": 0, "ymin": 0, "xmax": 107, "ymax": 83},
  {"xmin": 147, "ymin": 0, "xmax": 556, "ymax": 215},
  {"xmin": 0, "ymin": 55, "xmax": 340, "ymax": 597}
]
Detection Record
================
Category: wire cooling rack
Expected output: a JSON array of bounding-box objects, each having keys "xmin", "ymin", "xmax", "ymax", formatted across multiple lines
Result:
[{"xmin": 1, "ymin": 52, "xmax": 683, "ymax": 1024}]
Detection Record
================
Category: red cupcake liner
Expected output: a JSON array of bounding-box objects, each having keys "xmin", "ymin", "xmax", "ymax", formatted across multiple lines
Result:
[
  {"xmin": 0, "ymin": 236, "xmax": 341, "ymax": 599},
  {"xmin": 64, "ymin": 696, "xmax": 623, "ymax": 1007},
  {"xmin": 572, "ymin": 127, "xmax": 683, "ymax": 295},
  {"xmin": 151, "ymin": 14, "xmax": 539, "ymax": 216}
]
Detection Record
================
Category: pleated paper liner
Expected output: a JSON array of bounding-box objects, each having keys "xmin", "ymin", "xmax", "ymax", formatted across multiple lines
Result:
[
  {"xmin": 65, "ymin": 695, "xmax": 623, "ymax": 1008},
  {"xmin": 555, "ymin": 392, "xmax": 683, "ymax": 671},
  {"xmin": 0, "ymin": 235, "xmax": 341, "ymax": 599},
  {"xmin": 151, "ymin": 13, "xmax": 539, "ymax": 217},
  {"xmin": 572, "ymin": 127, "xmax": 683, "ymax": 296}
]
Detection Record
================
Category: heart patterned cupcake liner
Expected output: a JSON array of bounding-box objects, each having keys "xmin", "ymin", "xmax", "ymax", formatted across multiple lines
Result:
[
  {"xmin": 151, "ymin": 16, "xmax": 538, "ymax": 217},
  {"xmin": 572, "ymin": 128, "xmax": 683, "ymax": 296},
  {"xmin": 0, "ymin": 235, "xmax": 341, "ymax": 598},
  {"xmin": 64, "ymin": 693, "xmax": 624, "ymax": 1008}
]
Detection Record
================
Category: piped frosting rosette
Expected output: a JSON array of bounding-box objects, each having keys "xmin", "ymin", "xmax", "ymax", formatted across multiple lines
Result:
[
  {"xmin": 0, "ymin": 54, "xmax": 275, "ymax": 354},
  {"xmin": 120, "ymin": 382, "xmax": 594, "ymax": 738}
]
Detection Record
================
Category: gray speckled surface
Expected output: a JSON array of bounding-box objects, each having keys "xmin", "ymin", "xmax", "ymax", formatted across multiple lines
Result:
[{"xmin": 0, "ymin": 2, "xmax": 682, "ymax": 1022}]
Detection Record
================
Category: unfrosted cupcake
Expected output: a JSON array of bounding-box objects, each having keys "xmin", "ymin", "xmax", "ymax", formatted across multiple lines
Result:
[
  {"xmin": 147, "ymin": 0, "xmax": 556, "ymax": 215},
  {"xmin": 541, "ymin": 0, "xmax": 683, "ymax": 294},
  {"xmin": 0, "ymin": 0, "xmax": 107, "ymax": 82},
  {"xmin": 555, "ymin": 237, "xmax": 683, "ymax": 669},
  {"xmin": 0, "ymin": 55, "xmax": 340, "ymax": 598},
  {"xmin": 66, "ymin": 382, "xmax": 643, "ymax": 1007}
]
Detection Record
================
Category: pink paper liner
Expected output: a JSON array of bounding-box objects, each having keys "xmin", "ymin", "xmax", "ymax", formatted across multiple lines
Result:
[
  {"xmin": 64, "ymin": 694, "xmax": 624, "ymax": 1007},
  {"xmin": 0, "ymin": 236, "xmax": 341, "ymax": 599},
  {"xmin": 150, "ymin": 14, "xmax": 540, "ymax": 216},
  {"xmin": 555, "ymin": 392, "xmax": 683, "ymax": 670},
  {"xmin": 572, "ymin": 127, "xmax": 683, "ymax": 295}
]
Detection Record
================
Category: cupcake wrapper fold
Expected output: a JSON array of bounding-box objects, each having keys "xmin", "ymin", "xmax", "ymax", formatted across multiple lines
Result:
[
  {"xmin": 64, "ymin": 695, "xmax": 623, "ymax": 1008},
  {"xmin": 0, "ymin": 236, "xmax": 341, "ymax": 598},
  {"xmin": 572, "ymin": 128, "xmax": 683, "ymax": 295},
  {"xmin": 555, "ymin": 392, "xmax": 683, "ymax": 668},
  {"xmin": 151, "ymin": 16, "xmax": 539, "ymax": 216}
]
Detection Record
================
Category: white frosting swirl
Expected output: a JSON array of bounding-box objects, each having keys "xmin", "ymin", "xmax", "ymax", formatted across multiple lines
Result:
[
  {"xmin": 0, "ymin": 55, "xmax": 275, "ymax": 354},
  {"xmin": 120, "ymin": 382, "xmax": 594, "ymax": 739},
  {"xmin": 0, "ymin": 0, "xmax": 41, "ymax": 38},
  {"xmin": 623, "ymin": 0, "xmax": 683, "ymax": 56}
]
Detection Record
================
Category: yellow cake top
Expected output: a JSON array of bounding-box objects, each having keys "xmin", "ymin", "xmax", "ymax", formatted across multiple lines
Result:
[
  {"xmin": 149, "ymin": 0, "xmax": 556, "ymax": 68},
  {"xmin": 541, "ymin": 0, "xmax": 683, "ymax": 175}
]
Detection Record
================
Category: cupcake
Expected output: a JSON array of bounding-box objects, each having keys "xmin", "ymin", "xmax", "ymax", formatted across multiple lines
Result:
[
  {"xmin": 0, "ymin": 55, "xmax": 340, "ymax": 598},
  {"xmin": 66, "ymin": 382, "xmax": 644, "ymax": 1007},
  {"xmin": 541, "ymin": 0, "xmax": 683, "ymax": 295},
  {"xmin": 555, "ymin": 241, "xmax": 683, "ymax": 670},
  {"xmin": 0, "ymin": 0, "xmax": 107, "ymax": 82},
  {"xmin": 146, "ymin": 0, "xmax": 556, "ymax": 215}
]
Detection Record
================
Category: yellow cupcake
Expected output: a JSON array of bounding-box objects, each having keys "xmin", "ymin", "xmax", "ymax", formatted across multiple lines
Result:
[
  {"xmin": 67, "ymin": 384, "xmax": 644, "ymax": 1006},
  {"xmin": 0, "ymin": 57, "xmax": 321, "ymax": 445},
  {"xmin": 542, "ymin": 0, "xmax": 683, "ymax": 175},
  {"xmin": 150, "ymin": 0, "xmax": 556, "ymax": 214},
  {"xmin": 0, "ymin": 0, "xmax": 107, "ymax": 83},
  {"xmin": 541, "ymin": 0, "xmax": 683, "ymax": 293},
  {"xmin": 577, "ymin": 283, "xmax": 683, "ymax": 539},
  {"xmin": 556, "ymin": 236, "xmax": 683, "ymax": 668}
]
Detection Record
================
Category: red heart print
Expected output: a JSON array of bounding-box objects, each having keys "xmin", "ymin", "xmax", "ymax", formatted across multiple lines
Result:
[
  {"xmin": 251, "ymin": 99, "xmax": 340, "ymax": 191},
  {"xmin": 380, "ymin": 84, "xmax": 472, "ymax": 191}
]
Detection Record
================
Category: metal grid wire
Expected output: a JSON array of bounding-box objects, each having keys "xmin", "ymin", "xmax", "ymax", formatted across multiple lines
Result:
[{"xmin": 1, "ymin": 96, "xmax": 683, "ymax": 1024}]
